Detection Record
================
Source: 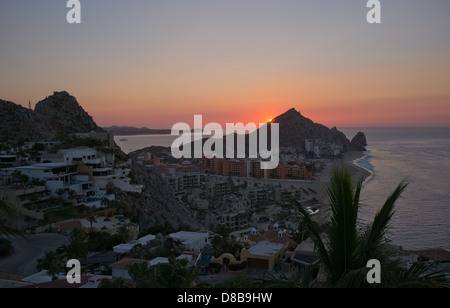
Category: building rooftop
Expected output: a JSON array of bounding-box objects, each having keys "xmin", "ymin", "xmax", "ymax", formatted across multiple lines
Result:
[
  {"xmin": 247, "ymin": 229, "xmax": 297, "ymax": 249},
  {"xmin": 20, "ymin": 276, "xmax": 92, "ymax": 288},
  {"xmin": 169, "ymin": 231, "xmax": 209, "ymax": 244},
  {"xmin": 248, "ymin": 241, "xmax": 285, "ymax": 256},
  {"xmin": 149, "ymin": 257, "xmax": 169, "ymax": 267},
  {"xmin": 291, "ymin": 254, "xmax": 320, "ymax": 266}
]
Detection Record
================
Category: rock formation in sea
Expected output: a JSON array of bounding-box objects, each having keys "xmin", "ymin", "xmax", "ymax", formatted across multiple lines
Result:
[{"xmin": 350, "ymin": 131, "xmax": 368, "ymax": 151}]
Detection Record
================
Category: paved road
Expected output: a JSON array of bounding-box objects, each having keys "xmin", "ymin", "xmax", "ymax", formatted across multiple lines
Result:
[{"xmin": 0, "ymin": 234, "xmax": 70, "ymax": 276}]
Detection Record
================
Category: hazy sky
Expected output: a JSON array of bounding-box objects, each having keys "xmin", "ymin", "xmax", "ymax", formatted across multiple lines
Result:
[{"xmin": 1, "ymin": 0, "xmax": 449, "ymax": 128}]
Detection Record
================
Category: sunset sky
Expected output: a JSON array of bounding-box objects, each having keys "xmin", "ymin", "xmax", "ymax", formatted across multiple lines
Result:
[{"xmin": 1, "ymin": 1, "xmax": 450, "ymax": 128}]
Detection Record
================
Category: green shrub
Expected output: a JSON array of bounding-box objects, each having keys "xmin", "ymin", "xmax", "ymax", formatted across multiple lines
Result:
[{"xmin": 0, "ymin": 238, "xmax": 14, "ymax": 258}]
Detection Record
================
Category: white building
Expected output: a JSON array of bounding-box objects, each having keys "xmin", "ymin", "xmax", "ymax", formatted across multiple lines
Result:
[
  {"xmin": 93, "ymin": 167, "xmax": 144, "ymax": 194},
  {"xmin": 13, "ymin": 163, "xmax": 80, "ymax": 197},
  {"xmin": 169, "ymin": 231, "xmax": 209, "ymax": 252},
  {"xmin": 149, "ymin": 257, "xmax": 169, "ymax": 267},
  {"xmin": 113, "ymin": 234, "xmax": 156, "ymax": 254},
  {"xmin": 305, "ymin": 139, "xmax": 314, "ymax": 153},
  {"xmin": 59, "ymin": 147, "xmax": 103, "ymax": 166}
]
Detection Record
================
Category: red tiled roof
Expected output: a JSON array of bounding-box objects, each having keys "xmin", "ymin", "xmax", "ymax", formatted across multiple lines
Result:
[
  {"xmin": 56, "ymin": 220, "xmax": 82, "ymax": 230},
  {"xmin": 0, "ymin": 272, "xmax": 25, "ymax": 281},
  {"xmin": 20, "ymin": 276, "xmax": 91, "ymax": 288}
]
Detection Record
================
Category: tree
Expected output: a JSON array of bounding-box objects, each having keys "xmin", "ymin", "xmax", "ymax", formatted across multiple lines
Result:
[
  {"xmin": 0, "ymin": 238, "xmax": 14, "ymax": 258},
  {"xmin": 127, "ymin": 257, "xmax": 198, "ymax": 288},
  {"xmin": 292, "ymin": 165, "xmax": 449, "ymax": 288},
  {"xmin": 88, "ymin": 216, "xmax": 97, "ymax": 230},
  {"xmin": 117, "ymin": 226, "xmax": 131, "ymax": 244},
  {"xmin": 56, "ymin": 188, "xmax": 66, "ymax": 205},
  {"xmin": 68, "ymin": 190, "xmax": 76, "ymax": 200},
  {"xmin": 0, "ymin": 200, "xmax": 26, "ymax": 238},
  {"xmin": 98, "ymin": 277, "xmax": 131, "ymax": 288},
  {"xmin": 86, "ymin": 231, "xmax": 121, "ymax": 252},
  {"xmin": 211, "ymin": 225, "xmax": 242, "ymax": 258},
  {"xmin": 12, "ymin": 170, "xmax": 29, "ymax": 185},
  {"xmin": 36, "ymin": 251, "xmax": 66, "ymax": 280},
  {"xmin": 66, "ymin": 228, "xmax": 88, "ymax": 259}
]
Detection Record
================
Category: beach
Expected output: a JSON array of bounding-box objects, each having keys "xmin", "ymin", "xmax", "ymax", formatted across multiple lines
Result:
[
  {"xmin": 342, "ymin": 151, "xmax": 372, "ymax": 183},
  {"xmin": 223, "ymin": 151, "xmax": 371, "ymax": 223},
  {"xmin": 311, "ymin": 151, "xmax": 371, "ymax": 221}
]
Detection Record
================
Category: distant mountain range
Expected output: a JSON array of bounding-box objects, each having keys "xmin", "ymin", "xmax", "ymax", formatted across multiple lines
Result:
[
  {"xmin": 103, "ymin": 126, "xmax": 172, "ymax": 136},
  {"xmin": 106, "ymin": 108, "xmax": 367, "ymax": 153}
]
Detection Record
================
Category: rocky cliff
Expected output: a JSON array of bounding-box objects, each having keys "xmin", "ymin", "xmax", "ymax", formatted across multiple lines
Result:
[
  {"xmin": 0, "ymin": 91, "xmax": 105, "ymax": 144},
  {"xmin": 0, "ymin": 91, "xmax": 204, "ymax": 230},
  {"xmin": 0, "ymin": 99, "xmax": 49, "ymax": 144},
  {"xmin": 113, "ymin": 152, "xmax": 203, "ymax": 230},
  {"xmin": 272, "ymin": 108, "xmax": 366, "ymax": 152},
  {"xmin": 34, "ymin": 91, "xmax": 105, "ymax": 136}
]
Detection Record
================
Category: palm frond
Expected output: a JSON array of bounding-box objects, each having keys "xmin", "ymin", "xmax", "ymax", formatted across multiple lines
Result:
[
  {"xmin": 325, "ymin": 166, "xmax": 360, "ymax": 280},
  {"xmin": 336, "ymin": 266, "xmax": 369, "ymax": 288},
  {"xmin": 359, "ymin": 180, "xmax": 408, "ymax": 262},
  {"xmin": 396, "ymin": 262, "xmax": 450, "ymax": 288}
]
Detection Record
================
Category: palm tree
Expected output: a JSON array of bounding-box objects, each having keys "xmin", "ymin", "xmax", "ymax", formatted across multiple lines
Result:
[
  {"xmin": 56, "ymin": 188, "xmax": 66, "ymax": 206},
  {"xmin": 0, "ymin": 199, "xmax": 26, "ymax": 238},
  {"xmin": 292, "ymin": 165, "xmax": 448, "ymax": 288},
  {"xmin": 117, "ymin": 226, "xmax": 130, "ymax": 244},
  {"xmin": 98, "ymin": 277, "xmax": 131, "ymax": 288},
  {"xmin": 88, "ymin": 216, "xmax": 97, "ymax": 230}
]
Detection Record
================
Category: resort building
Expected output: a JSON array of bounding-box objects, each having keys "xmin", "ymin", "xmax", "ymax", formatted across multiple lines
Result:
[{"xmin": 240, "ymin": 241, "xmax": 288, "ymax": 271}]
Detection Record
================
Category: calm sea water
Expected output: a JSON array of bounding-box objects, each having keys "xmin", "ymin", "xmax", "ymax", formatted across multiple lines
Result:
[
  {"xmin": 116, "ymin": 127, "xmax": 450, "ymax": 251},
  {"xmin": 340, "ymin": 127, "xmax": 450, "ymax": 251},
  {"xmin": 115, "ymin": 134, "xmax": 178, "ymax": 154}
]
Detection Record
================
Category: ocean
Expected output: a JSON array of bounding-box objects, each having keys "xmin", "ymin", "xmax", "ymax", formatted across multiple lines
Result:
[
  {"xmin": 115, "ymin": 127, "xmax": 450, "ymax": 251},
  {"xmin": 340, "ymin": 127, "xmax": 450, "ymax": 251}
]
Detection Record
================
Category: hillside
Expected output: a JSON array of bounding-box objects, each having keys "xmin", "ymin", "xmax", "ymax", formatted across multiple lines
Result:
[
  {"xmin": 0, "ymin": 91, "xmax": 204, "ymax": 230},
  {"xmin": 272, "ymin": 108, "xmax": 366, "ymax": 151},
  {"xmin": 182, "ymin": 108, "xmax": 366, "ymax": 157},
  {"xmin": 0, "ymin": 91, "xmax": 105, "ymax": 144}
]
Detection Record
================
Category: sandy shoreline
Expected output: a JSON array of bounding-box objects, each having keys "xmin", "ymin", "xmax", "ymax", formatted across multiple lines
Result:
[
  {"xmin": 310, "ymin": 151, "xmax": 371, "ymax": 221},
  {"xmin": 342, "ymin": 151, "xmax": 372, "ymax": 183}
]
